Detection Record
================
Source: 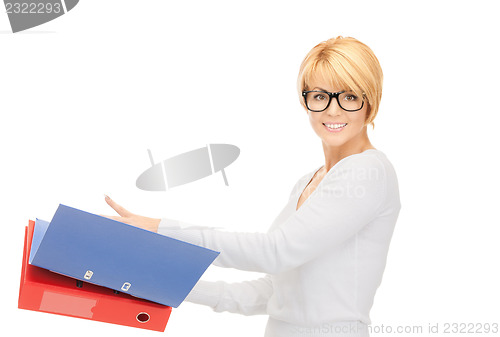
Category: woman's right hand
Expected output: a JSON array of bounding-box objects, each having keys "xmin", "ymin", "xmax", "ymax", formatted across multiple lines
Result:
[{"xmin": 100, "ymin": 195, "xmax": 161, "ymax": 233}]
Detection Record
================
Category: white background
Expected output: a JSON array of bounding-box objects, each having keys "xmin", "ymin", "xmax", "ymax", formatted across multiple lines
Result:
[{"xmin": 1, "ymin": 0, "xmax": 499, "ymax": 336}]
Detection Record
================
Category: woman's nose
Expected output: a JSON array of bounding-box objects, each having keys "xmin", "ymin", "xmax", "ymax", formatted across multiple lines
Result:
[{"xmin": 325, "ymin": 102, "xmax": 342, "ymax": 116}]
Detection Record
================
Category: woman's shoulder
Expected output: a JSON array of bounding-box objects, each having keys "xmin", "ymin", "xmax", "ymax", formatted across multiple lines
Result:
[
  {"xmin": 339, "ymin": 149, "xmax": 397, "ymax": 176},
  {"xmin": 335, "ymin": 149, "xmax": 401, "ymax": 208},
  {"xmin": 319, "ymin": 149, "xmax": 400, "ymax": 198}
]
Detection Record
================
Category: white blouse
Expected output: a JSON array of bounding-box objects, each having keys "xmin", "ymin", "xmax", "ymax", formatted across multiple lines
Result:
[{"xmin": 157, "ymin": 149, "xmax": 401, "ymax": 336}]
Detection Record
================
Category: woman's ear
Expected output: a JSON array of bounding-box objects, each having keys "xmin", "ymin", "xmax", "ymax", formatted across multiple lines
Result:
[
  {"xmin": 364, "ymin": 111, "xmax": 375, "ymax": 130},
  {"xmin": 364, "ymin": 104, "xmax": 372, "ymax": 123}
]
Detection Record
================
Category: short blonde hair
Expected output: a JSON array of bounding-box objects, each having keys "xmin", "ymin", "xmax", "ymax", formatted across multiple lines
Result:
[{"xmin": 297, "ymin": 36, "xmax": 383, "ymax": 129}]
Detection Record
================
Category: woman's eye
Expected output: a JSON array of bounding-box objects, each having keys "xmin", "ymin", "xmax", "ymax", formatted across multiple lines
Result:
[
  {"xmin": 313, "ymin": 94, "xmax": 327, "ymax": 101},
  {"xmin": 344, "ymin": 94, "xmax": 358, "ymax": 101}
]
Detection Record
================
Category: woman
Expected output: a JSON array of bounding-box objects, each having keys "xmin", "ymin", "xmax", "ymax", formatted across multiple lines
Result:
[{"xmin": 103, "ymin": 36, "xmax": 401, "ymax": 337}]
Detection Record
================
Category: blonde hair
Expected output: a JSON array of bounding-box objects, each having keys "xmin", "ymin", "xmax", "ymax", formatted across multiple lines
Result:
[{"xmin": 297, "ymin": 36, "xmax": 383, "ymax": 129}]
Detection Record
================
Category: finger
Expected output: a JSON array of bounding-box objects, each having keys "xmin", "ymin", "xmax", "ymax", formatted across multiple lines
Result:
[{"xmin": 104, "ymin": 195, "xmax": 133, "ymax": 217}]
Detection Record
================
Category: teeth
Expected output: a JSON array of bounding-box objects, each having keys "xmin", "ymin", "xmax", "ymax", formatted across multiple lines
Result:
[{"xmin": 325, "ymin": 123, "xmax": 347, "ymax": 129}]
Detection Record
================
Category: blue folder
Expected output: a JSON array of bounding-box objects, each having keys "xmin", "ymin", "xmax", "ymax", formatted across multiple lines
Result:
[{"xmin": 29, "ymin": 204, "xmax": 220, "ymax": 307}]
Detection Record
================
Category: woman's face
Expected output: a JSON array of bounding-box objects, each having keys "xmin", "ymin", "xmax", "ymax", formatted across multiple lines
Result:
[{"xmin": 304, "ymin": 76, "xmax": 369, "ymax": 149}]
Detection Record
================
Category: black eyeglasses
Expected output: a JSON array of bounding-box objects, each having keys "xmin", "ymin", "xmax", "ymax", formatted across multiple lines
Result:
[{"xmin": 302, "ymin": 90, "xmax": 364, "ymax": 112}]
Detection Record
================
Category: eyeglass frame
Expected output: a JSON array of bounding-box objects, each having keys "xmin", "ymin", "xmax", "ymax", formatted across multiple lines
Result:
[{"xmin": 301, "ymin": 90, "xmax": 365, "ymax": 112}]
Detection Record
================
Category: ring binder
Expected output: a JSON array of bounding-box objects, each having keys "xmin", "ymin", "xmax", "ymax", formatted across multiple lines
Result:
[{"xmin": 18, "ymin": 220, "xmax": 172, "ymax": 331}]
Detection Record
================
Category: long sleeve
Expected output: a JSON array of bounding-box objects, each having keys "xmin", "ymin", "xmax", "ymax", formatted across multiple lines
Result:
[
  {"xmin": 184, "ymin": 275, "xmax": 273, "ymax": 316},
  {"xmin": 158, "ymin": 155, "xmax": 388, "ymax": 274}
]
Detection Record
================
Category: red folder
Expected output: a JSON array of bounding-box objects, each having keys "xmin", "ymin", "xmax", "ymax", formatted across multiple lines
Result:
[{"xmin": 18, "ymin": 220, "xmax": 172, "ymax": 332}]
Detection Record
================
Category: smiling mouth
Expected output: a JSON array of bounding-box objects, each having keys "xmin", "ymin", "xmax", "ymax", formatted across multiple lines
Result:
[{"xmin": 323, "ymin": 123, "xmax": 348, "ymax": 130}]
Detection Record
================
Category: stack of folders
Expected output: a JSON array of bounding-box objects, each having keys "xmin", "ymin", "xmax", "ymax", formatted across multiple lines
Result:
[{"xmin": 18, "ymin": 204, "xmax": 220, "ymax": 332}]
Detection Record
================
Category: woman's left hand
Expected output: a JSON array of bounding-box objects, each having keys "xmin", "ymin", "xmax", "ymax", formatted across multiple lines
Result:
[{"xmin": 100, "ymin": 195, "xmax": 161, "ymax": 233}]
